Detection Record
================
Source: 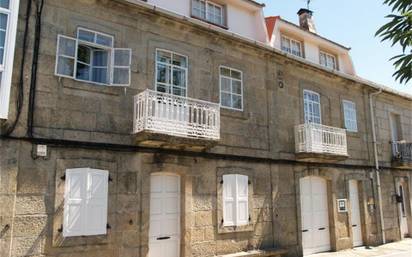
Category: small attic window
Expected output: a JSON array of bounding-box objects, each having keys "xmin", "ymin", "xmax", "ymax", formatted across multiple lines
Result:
[{"xmin": 192, "ymin": 0, "xmax": 226, "ymax": 27}]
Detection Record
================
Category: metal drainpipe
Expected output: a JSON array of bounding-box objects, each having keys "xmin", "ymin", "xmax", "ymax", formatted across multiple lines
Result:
[{"xmin": 369, "ymin": 88, "xmax": 385, "ymax": 244}]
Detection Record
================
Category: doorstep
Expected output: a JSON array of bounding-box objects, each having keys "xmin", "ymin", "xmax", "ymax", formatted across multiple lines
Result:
[{"xmin": 216, "ymin": 249, "xmax": 288, "ymax": 257}]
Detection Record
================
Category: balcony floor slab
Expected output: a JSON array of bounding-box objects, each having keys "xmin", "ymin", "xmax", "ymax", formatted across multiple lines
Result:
[
  {"xmin": 295, "ymin": 152, "xmax": 349, "ymax": 163},
  {"xmin": 134, "ymin": 131, "xmax": 218, "ymax": 152}
]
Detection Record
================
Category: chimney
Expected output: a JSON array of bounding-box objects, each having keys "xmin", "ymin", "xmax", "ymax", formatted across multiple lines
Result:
[{"xmin": 297, "ymin": 8, "xmax": 317, "ymax": 33}]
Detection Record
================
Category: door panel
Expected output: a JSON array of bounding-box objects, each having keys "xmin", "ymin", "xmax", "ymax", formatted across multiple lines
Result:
[
  {"xmin": 149, "ymin": 174, "xmax": 180, "ymax": 257},
  {"xmin": 349, "ymin": 180, "xmax": 363, "ymax": 247},
  {"xmin": 300, "ymin": 176, "xmax": 331, "ymax": 255},
  {"xmin": 397, "ymin": 182, "xmax": 409, "ymax": 239}
]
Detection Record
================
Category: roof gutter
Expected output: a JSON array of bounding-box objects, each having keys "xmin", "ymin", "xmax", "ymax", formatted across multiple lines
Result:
[{"xmin": 369, "ymin": 88, "xmax": 385, "ymax": 244}]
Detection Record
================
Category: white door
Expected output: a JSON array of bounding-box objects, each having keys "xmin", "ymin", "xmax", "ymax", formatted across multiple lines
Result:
[
  {"xmin": 300, "ymin": 176, "xmax": 331, "ymax": 255},
  {"xmin": 149, "ymin": 174, "xmax": 180, "ymax": 257},
  {"xmin": 349, "ymin": 180, "xmax": 363, "ymax": 247},
  {"xmin": 396, "ymin": 182, "xmax": 409, "ymax": 239}
]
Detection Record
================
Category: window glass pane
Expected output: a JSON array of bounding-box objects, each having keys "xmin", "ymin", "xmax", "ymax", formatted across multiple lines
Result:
[
  {"xmin": 172, "ymin": 54, "xmax": 187, "ymax": 67},
  {"xmin": 0, "ymin": 13, "xmax": 7, "ymax": 30},
  {"xmin": 220, "ymin": 67, "xmax": 230, "ymax": 77},
  {"xmin": 0, "ymin": 0, "xmax": 9, "ymax": 9},
  {"xmin": 221, "ymin": 77, "xmax": 230, "ymax": 92},
  {"xmin": 112, "ymin": 68, "xmax": 129, "ymax": 85},
  {"xmin": 76, "ymin": 63, "xmax": 91, "ymax": 80},
  {"xmin": 57, "ymin": 57, "xmax": 75, "ymax": 77},
  {"xmin": 96, "ymin": 34, "xmax": 113, "ymax": 47},
  {"xmin": 172, "ymin": 68, "xmax": 186, "ymax": 88},
  {"xmin": 232, "ymin": 80, "xmax": 242, "ymax": 94},
  {"xmin": 114, "ymin": 49, "xmax": 130, "ymax": 66},
  {"xmin": 231, "ymin": 70, "xmax": 241, "ymax": 80},
  {"xmin": 172, "ymin": 87, "xmax": 185, "ymax": 97},
  {"xmin": 77, "ymin": 45, "xmax": 91, "ymax": 64},
  {"xmin": 78, "ymin": 29, "xmax": 95, "ymax": 43},
  {"xmin": 93, "ymin": 50, "xmax": 108, "ymax": 66},
  {"xmin": 157, "ymin": 50, "xmax": 171, "ymax": 64},
  {"xmin": 156, "ymin": 84, "xmax": 169, "ymax": 93},
  {"xmin": 232, "ymin": 95, "xmax": 242, "ymax": 109},
  {"xmin": 221, "ymin": 92, "xmax": 231, "ymax": 107},
  {"xmin": 59, "ymin": 36, "xmax": 76, "ymax": 57},
  {"xmin": 92, "ymin": 67, "xmax": 108, "ymax": 84},
  {"xmin": 156, "ymin": 63, "xmax": 170, "ymax": 84}
]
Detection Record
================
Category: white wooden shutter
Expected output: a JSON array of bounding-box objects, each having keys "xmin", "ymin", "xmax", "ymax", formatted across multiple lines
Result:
[
  {"xmin": 63, "ymin": 168, "xmax": 87, "ymax": 237},
  {"xmin": 236, "ymin": 175, "xmax": 249, "ymax": 226},
  {"xmin": 222, "ymin": 174, "xmax": 236, "ymax": 226},
  {"xmin": 55, "ymin": 35, "xmax": 77, "ymax": 79},
  {"xmin": 84, "ymin": 169, "xmax": 108, "ymax": 236},
  {"xmin": 110, "ymin": 48, "xmax": 132, "ymax": 86}
]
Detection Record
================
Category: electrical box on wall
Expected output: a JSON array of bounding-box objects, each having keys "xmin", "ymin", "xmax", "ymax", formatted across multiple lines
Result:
[
  {"xmin": 37, "ymin": 145, "xmax": 47, "ymax": 157},
  {"xmin": 32, "ymin": 144, "xmax": 48, "ymax": 159}
]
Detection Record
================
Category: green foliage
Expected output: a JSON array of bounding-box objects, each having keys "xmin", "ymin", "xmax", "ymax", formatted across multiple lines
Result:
[{"xmin": 376, "ymin": 0, "xmax": 412, "ymax": 84}]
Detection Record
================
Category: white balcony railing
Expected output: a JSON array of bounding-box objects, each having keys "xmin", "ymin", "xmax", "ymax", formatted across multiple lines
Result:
[
  {"xmin": 295, "ymin": 123, "xmax": 348, "ymax": 156},
  {"xmin": 133, "ymin": 89, "xmax": 220, "ymax": 140}
]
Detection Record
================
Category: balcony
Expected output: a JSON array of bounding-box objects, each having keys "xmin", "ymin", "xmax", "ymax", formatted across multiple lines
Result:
[
  {"xmin": 295, "ymin": 123, "xmax": 348, "ymax": 161},
  {"xmin": 392, "ymin": 141, "xmax": 412, "ymax": 168},
  {"xmin": 133, "ymin": 89, "xmax": 220, "ymax": 151}
]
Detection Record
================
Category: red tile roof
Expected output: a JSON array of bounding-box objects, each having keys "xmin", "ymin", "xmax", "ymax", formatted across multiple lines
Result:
[{"xmin": 265, "ymin": 16, "xmax": 280, "ymax": 41}]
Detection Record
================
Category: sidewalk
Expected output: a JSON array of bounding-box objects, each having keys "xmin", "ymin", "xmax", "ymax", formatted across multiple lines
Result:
[{"xmin": 307, "ymin": 239, "xmax": 412, "ymax": 257}]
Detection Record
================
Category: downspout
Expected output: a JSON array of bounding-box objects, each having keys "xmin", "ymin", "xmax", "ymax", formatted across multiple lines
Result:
[{"xmin": 369, "ymin": 88, "xmax": 385, "ymax": 244}]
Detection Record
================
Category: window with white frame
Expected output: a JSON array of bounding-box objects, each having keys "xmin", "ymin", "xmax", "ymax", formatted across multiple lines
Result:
[
  {"xmin": 303, "ymin": 90, "xmax": 321, "ymax": 124},
  {"xmin": 192, "ymin": 0, "xmax": 225, "ymax": 26},
  {"xmin": 222, "ymin": 174, "xmax": 249, "ymax": 227},
  {"xmin": 55, "ymin": 28, "xmax": 132, "ymax": 86},
  {"xmin": 155, "ymin": 49, "xmax": 188, "ymax": 97},
  {"xmin": 0, "ymin": 0, "xmax": 20, "ymax": 119},
  {"xmin": 342, "ymin": 100, "xmax": 358, "ymax": 132},
  {"xmin": 63, "ymin": 168, "xmax": 109, "ymax": 237},
  {"xmin": 220, "ymin": 66, "xmax": 243, "ymax": 110},
  {"xmin": 281, "ymin": 35, "xmax": 303, "ymax": 57},
  {"xmin": 319, "ymin": 51, "xmax": 337, "ymax": 70}
]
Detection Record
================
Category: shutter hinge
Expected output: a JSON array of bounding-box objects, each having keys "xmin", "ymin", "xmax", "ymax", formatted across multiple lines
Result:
[
  {"xmin": 221, "ymin": 218, "xmax": 224, "ymax": 224},
  {"xmin": 248, "ymin": 180, "xmax": 251, "ymax": 185},
  {"xmin": 108, "ymin": 176, "xmax": 113, "ymax": 182},
  {"xmin": 60, "ymin": 174, "xmax": 66, "ymax": 181},
  {"xmin": 57, "ymin": 224, "xmax": 63, "ymax": 233},
  {"xmin": 220, "ymin": 180, "xmax": 223, "ymax": 184},
  {"xmin": 249, "ymin": 215, "xmax": 251, "ymax": 221},
  {"xmin": 106, "ymin": 223, "xmax": 111, "ymax": 229}
]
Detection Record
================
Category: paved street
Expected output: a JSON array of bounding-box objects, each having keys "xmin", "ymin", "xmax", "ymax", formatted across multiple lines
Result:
[{"xmin": 308, "ymin": 239, "xmax": 412, "ymax": 257}]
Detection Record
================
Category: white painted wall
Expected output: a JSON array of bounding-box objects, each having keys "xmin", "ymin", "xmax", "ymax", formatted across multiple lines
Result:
[
  {"xmin": 270, "ymin": 20, "xmax": 356, "ymax": 75},
  {"xmin": 146, "ymin": 0, "xmax": 268, "ymax": 43}
]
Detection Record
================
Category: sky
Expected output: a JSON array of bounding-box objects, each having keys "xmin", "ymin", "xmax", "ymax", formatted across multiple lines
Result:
[{"xmin": 263, "ymin": 0, "xmax": 412, "ymax": 95}]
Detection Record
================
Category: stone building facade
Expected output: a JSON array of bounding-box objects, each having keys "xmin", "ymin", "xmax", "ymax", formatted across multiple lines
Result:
[{"xmin": 0, "ymin": 1, "xmax": 411, "ymax": 257}]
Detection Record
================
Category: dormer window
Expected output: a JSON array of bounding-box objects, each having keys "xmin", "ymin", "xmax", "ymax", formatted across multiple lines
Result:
[
  {"xmin": 192, "ymin": 0, "xmax": 225, "ymax": 27},
  {"xmin": 281, "ymin": 35, "xmax": 303, "ymax": 57},
  {"xmin": 319, "ymin": 51, "xmax": 337, "ymax": 70}
]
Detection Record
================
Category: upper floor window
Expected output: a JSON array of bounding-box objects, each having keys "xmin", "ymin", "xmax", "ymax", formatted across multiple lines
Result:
[
  {"xmin": 342, "ymin": 100, "xmax": 358, "ymax": 132},
  {"xmin": 303, "ymin": 90, "xmax": 321, "ymax": 124},
  {"xmin": 192, "ymin": 0, "xmax": 225, "ymax": 27},
  {"xmin": 0, "ymin": 0, "xmax": 20, "ymax": 119},
  {"xmin": 155, "ymin": 49, "xmax": 188, "ymax": 97},
  {"xmin": 281, "ymin": 35, "xmax": 303, "ymax": 57},
  {"xmin": 55, "ymin": 28, "xmax": 132, "ymax": 86},
  {"xmin": 222, "ymin": 174, "xmax": 249, "ymax": 227},
  {"xmin": 319, "ymin": 51, "xmax": 337, "ymax": 70},
  {"xmin": 220, "ymin": 66, "xmax": 243, "ymax": 111},
  {"xmin": 63, "ymin": 168, "xmax": 109, "ymax": 237}
]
